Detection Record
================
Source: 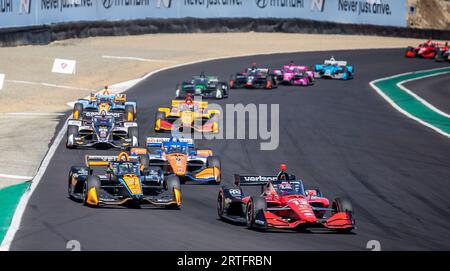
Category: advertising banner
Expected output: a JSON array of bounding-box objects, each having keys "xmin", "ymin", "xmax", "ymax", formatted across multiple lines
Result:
[{"xmin": 0, "ymin": 0, "xmax": 408, "ymax": 29}]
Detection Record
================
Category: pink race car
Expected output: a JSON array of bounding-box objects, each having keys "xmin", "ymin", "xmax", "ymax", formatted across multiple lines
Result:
[{"xmin": 272, "ymin": 62, "xmax": 314, "ymax": 86}]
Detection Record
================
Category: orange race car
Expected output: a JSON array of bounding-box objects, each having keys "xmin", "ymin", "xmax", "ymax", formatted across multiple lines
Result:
[
  {"xmin": 130, "ymin": 137, "xmax": 221, "ymax": 184},
  {"xmin": 154, "ymin": 96, "xmax": 220, "ymax": 134}
]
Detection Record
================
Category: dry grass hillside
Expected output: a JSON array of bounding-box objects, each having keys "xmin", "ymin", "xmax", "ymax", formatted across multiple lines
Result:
[{"xmin": 408, "ymin": 0, "xmax": 450, "ymax": 30}]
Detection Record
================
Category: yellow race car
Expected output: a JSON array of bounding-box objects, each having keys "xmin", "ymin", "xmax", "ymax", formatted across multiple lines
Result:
[{"xmin": 154, "ymin": 96, "xmax": 220, "ymax": 133}]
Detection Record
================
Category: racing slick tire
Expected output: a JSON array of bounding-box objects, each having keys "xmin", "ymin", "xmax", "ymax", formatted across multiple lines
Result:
[
  {"xmin": 313, "ymin": 68, "xmax": 323, "ymax": 79},
  {"xmin": 271, "ymin": 76, "xmax": 278, "ymax": 88},
  {"xmin": 217, "ymin": 187, "xmax": 226, "ymax": 219},
  {"xmin": 220, "ymin": 82, "xmax": 229, "ymax": 98},
  {"xmin": 405, "ymin": 47, "xmax": 415, "ymax": 58},
  {"xmin": 175, "ymin": 84, "xmax": 184, "ymax": 99},
  {"xmin": 66, "ymin": 125, "xmax": 79, "ymax": 149},
  {"xmin": 218, "ymin": 186, "xmax": 243, "ymax": 219},
  {"xmin": 165, "ymin": 175, "xmax": 181, "ymax": 209},
  {"xmin": 213, "ymin": 83, "xmax": 228, "ymax": 99},
  {"xmin": 138, "ymin": 154, "xmax": 149, "ymax": 170},
  {"xmin": 207, "ymin": 156, "xmax": 221, "ymax": 184},
  {"xmin": 246, "ymin": 197, "xmax": 267, "ymax": 231},
  {"xmin": 83, "ymin": 175, "xmax": 101, "ymax": 207},
  {"xmin": 128, "ymin": 127, "xmax": 139, "ymax": 147},
  {"xmin": 207, "ymin": 156, "xmax": 221, "ymax": 169},
  {"xmin": 208, "ymin": 114, "xmax": 220, "ymax": 134},
  {"xmin": 307, "ymin": 75, "xmax": 315, "ymax": 86},
  {"xmin": 73, "ymin": 103, "xmax": 83, "ymax": 120},
  {"xmin": 332, "ymin": 197, "xmax": 354, "ymax": 214},
  {"xmin": 154, "ymin": 111, "xmax": 166, "ymax": 132},
  {"xmin": 435, "ymin": 50, "xmax": 444, "ymax": 62},
  {"xmin": 213, "ymin": 84, "xmax": 225, "ymax": 100},
  {"xmin": 68, "ymin": 166, "xmax": 88, "ymax": 201},
  {"xmin": 229, "ymin": 75, "xmax": 237, "ymax": 89},
  {"xmin": 340, "ymin": 67, "xmax": 351, "ymax": 80},
  {"xmin": 332, "ymin": 197, "xmax": 355, "ymax": 232},
  {"xmin": 213, "ymin": 88, "xmax": 224, "ymax": 99},
  {"xmin": 125, "ymin": 104, "xmax": 135, "ymax": 121},
  {"xmin": 165, "ymin": 175, "xmax": 181, "ymax": 191},
  {"xmin": 265, "ymin": 76, "xmax": 277, "ymax": 89}
]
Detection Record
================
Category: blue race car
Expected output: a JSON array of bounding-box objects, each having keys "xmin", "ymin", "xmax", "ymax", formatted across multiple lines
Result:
[
  {"xmin": 66, "ymin": 112, "xmax": 139, "ymax": 149},
  {"xmin": 314, "ymin": 57, "xmax": 354, "ymax": 80},
  {"xmin": 72, "ymin": 89, "xmax": 137, "ymax": 122}
]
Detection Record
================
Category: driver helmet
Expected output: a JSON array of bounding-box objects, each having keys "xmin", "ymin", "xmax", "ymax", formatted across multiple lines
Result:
[
  {"xmin": 102, "ymin": 86, "xmax": 110, "ymax": 95},
  {"xmin": 185, "ymin": 94, "xmax": 194, "ymax": 105},
  {"xmin": 277, "ymin": 164, "xmax": 290, "ymax": 181}
]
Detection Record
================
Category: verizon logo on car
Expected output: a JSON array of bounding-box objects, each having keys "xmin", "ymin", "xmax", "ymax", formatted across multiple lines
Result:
[{"xmin": 243, "ymin": 176, "xmax": 277, "ymax": 182}]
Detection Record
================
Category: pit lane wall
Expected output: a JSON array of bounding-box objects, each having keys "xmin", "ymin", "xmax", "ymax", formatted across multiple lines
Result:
[{"xmin": 2, "ymin": 0, "xmax": 447, "ymax": 46}]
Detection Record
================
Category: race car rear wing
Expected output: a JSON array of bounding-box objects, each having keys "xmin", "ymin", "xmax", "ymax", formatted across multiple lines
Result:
[
  {"xmin": 324, "ymin": 59, "xmax": 347, "ymax": 66},
  {"xmin": 146, "ymin": 137, "xmax": 194, "ymax": 148},
  {"xmin": 114, "ymin": 94, "xmax": 126, "ymax": 103},
  {"xmin": 234, "ymin": 175, "xmax": 278, "ymax": 187},
  {"xmin": 171, "ymin": 99, "xmax": 208, "ymax": 109},
  {"xmin": 257, "ymin": 68, "xmax": 269, "ymax": 74},
  {"xmin": 192, "ymin": 76, "xmax": 219, "ymax": 82},
  {"xmin": 85, "ymin": 152, "xmax": 139, "ymax": 167}
]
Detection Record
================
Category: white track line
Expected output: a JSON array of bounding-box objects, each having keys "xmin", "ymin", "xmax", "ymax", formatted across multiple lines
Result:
[
  {"xmin": 0, "ymin": 174, "xmax": 33, "ymax": 180},
  {"xmin": 369, "ymin": 67, "xmax": 450, "ymax": 139},
  {"xmin": 6, "ymin": 80, "xmax": 94, "ymax": 92},
  {"xmin": 1, "ymin": 48, "xmax": 405, "ymax": 251},
  {"xmin": 0, "ymin": 118, "xmax": 69, "ymax": 251},
  {"xmin": 396, "ymin": 72, "xmax": 450, "ymax": 118},
  {"xmin": 102, "ymin": 55, "xmax": 178, "ymax": 63}
]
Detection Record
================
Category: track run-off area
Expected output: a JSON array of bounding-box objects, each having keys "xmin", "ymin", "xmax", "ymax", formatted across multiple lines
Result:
[{"xmin": 3, "ymin": 48, "xmax": 450, "ymax": 251}]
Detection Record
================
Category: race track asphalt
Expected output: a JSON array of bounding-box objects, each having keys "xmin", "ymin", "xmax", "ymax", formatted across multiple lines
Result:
[
  {"xmin": 404, "ymin": 73, "xmax": 450, "ymax": 114},
  {"xmin": 10, "ymin": 49, "xmax": 450, "ymax": 251}
]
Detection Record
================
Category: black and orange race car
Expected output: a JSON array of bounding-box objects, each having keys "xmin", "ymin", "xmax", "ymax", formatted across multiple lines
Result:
[
  {"xmin": 68, "ymin": 152, "xmax": 181, "ymax": 209},
  {"xmin": 130, "ymin": 137, "xmax": 221, "ymax": 184},
  {"xmin": 73, "ymin": 89, "xmax": 137, "ymax": 122},
  {"xmin": 229, "ymin": 64, "xmax": 278, "ymax": 89},
  {"xmin": 217, "ymin": 165, "xmax": 355, "ymax": 232},
  {"xmin": 435, "ymin": 43, "xmax": 450, "ymax": 62},
  {"xmin": 405, "ymin": 39, "xmax": 447, "ymax": 59}
]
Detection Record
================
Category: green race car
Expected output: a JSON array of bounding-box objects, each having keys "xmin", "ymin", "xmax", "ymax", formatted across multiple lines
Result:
[{"xmin": 175, "ymin": 73, "xmax": 229, "ymax": 99}]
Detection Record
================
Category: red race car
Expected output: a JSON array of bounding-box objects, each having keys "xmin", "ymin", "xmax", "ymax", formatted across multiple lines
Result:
[
  {"xmin": 217, "ymin": 164, "xmax": 355, "ymax": 233},
  {"xmin": 405, "ymin": 39, "xmax": 447, "ymax": 59}
]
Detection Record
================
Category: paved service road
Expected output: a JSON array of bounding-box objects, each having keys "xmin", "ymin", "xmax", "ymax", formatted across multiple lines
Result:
[{"xmin": 10, "ymin": 49, "xmax": 450, "ymax": 250}]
